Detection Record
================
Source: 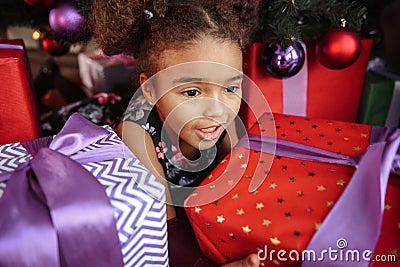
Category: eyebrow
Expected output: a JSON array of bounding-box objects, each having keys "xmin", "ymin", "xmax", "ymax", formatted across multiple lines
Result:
[
  {"xmin": 172, "ymin": 74, "xmax": 243, "ymax": 85},
  {"xmin": 225, "ymin": 74, "xmax": 244, "ymax": 83},
  {"xmin": 172, "ymin": 77, "xmax": 205, "ymax": 84}
]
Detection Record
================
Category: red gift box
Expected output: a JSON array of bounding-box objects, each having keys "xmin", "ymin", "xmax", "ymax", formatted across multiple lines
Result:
[
  {"xmin": 0, "ymin": 39, "xmax": 42, "ymax": 144},
  {"xmin": 184, "ymin": 112, "xmax": 399, "ymax": 266},
  {"xmin": 239, "ymin": 39, "xmax": 373, "ymax": 130}
]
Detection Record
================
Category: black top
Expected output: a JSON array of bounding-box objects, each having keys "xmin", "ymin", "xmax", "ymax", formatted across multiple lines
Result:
[{"xmin": 124, "ymin": 93, "xmax": 226, "ymax": 205}]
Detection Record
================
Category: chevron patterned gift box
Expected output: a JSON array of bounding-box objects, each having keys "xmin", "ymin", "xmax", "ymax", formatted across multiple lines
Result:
[{"xmin": 0, "ymin": 113, "xmax": 168, "ymax": 267}]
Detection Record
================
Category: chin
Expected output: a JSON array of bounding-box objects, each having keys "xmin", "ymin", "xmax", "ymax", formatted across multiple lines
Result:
[{"xmin": 198, "ymin": 139, "xmax": 218, "ymax": 151}]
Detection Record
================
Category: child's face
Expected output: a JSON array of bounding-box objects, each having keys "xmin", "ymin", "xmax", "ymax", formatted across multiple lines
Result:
[{"xmin": 145, "ymin": 38, "xmax": 243, "ymax": 152}]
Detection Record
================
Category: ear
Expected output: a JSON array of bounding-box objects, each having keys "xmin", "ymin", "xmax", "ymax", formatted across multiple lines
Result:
[{"xmin": 140, "ymin": 73, "xmax": 156, "ymax": 105}]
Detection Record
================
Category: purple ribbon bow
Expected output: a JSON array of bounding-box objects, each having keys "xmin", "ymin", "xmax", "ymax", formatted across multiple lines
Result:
[
  {"xmin": 0, "ymin": 113, "xmax": 124, "ymax": 267},
  {"xmin": 238, "ymin": 125, "xmax": 400, "ymax": 266}
]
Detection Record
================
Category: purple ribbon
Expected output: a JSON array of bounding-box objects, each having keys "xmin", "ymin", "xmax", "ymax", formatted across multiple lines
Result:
[
  {"xmin": 0, "ymin": 44, "xmax": 24, "ymax": 50},
  {"xmin": 238, "ymin": 126, "xmax": 400, "ymax": 266},
  {"xmin": 0, "ymin": 113, "xmax": 124, "ymax": 267}
]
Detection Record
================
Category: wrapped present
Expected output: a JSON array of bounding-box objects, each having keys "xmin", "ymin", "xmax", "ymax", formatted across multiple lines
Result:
[
  {"xmin": 40, "ymin": 92, "xmax": 128, "ymax": 136},
  {"xmin": 239, "ymin": 39, "xmax": 373, "ymax": 130},
  {"xmin": 185, "ymin": 112, "xmax": 400, "ymax": 266},
  {"xmin": 78, "ymin": 49, "xmax": 140, "ymax": 96},
  {"xmin": 357, "ymin": 59, "xmax": 400, "ymax": 128},
  {"xmin": 0, "ymin": 113, "xmax": 168, "ymax": 267},
  {"xmin": 0, "ymin": 39, "xmax": 42, "ymax": 144}
]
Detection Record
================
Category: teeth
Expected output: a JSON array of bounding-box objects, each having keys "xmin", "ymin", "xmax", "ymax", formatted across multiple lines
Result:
[{"xmin": 200, "ymin": 126, "xmax": 217, "ymax": 133}]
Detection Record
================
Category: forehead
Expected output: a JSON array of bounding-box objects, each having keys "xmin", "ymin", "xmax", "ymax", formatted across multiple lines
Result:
[
  {"xmin": 161, "ymin": 38, "xmax": 241, "ymax": 70},
  {"xmin": 154, "ymin": 61, "xmax": 243, "ymax": 87},
  {"xmin": 151, "ymin": 39, "xmax": 243, "ymax": 89}
]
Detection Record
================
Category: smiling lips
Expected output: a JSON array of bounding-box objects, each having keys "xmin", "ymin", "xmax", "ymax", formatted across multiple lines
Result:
[{"xmin": 196, "ymin": 125, "xmax": 223, "ymax": 140}]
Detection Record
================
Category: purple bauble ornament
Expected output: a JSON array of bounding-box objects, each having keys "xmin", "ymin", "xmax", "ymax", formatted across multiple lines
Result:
[
  {"xmin": 262, "ymin": 40, "xmax": 305, "ymax": 79},
  {"xmin": 49, "ymin": 0, "xmax": 90, "ymax": 43}
]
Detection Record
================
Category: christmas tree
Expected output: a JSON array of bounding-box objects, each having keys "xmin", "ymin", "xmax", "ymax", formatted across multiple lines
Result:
[
  {"xmin": 252, "ymin": 0, "xmax": 372, "ymax": 78},
  {"xmin": 254, "ymin": 0, "xmax": 367, "ymax": 44},
  {"xmin": 0, "ymin": 0, "xmax": 92, "ymax": 56}
]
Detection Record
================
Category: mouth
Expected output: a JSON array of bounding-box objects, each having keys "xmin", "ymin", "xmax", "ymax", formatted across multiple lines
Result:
[{"xmin": 196, "ymin": 125, "xmax": 223, "ymax": 141}]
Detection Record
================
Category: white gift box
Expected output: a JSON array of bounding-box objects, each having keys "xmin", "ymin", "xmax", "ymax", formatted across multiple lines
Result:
[{"xmin": 78, "ymin": 49, "xmax": 139, "ymax": 96}]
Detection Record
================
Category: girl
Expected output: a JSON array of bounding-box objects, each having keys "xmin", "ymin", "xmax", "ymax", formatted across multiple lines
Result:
[{"xmin": 90, "ymin": 0, "xmax": 260, "ymax": 266}]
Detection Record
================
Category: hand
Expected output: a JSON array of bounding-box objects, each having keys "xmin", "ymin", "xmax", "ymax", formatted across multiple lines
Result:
[{"xmin": 221, "ymin": 254, "xmax": 260, "ymax": 267}]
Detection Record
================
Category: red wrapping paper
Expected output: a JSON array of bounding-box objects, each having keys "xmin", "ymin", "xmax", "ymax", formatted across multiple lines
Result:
[
  {"xmin": 0, "ymin": 39, "xmax": 41, "ymax": 144},
  {"xmin": 184, "ymin": 112, "xmax": 399, "ymax": 266},
  {"xmin": 239, "ymin": 39, "xmax": 373, "ymax": 130}
]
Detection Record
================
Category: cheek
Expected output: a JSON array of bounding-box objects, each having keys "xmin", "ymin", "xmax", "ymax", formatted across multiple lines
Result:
[
  {"xmin": 158, "ymin": 102, "xmax": 195, "ymax": 132},
  {"xmin": 226, "ymin": 96, "xmax": 242, "ymax": 117}
]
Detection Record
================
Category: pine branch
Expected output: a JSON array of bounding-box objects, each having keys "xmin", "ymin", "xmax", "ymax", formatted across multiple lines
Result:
[
  {"xmin": 75, "ymin": 0, "xmax": 94, "ymax": 18},
  {"xmin": 0, "ymin": 2, "xmax": 49, "ymax": 28},
  {"xmin": 256, "ymin": 0, "xmax": 367, "ymax": 44}
]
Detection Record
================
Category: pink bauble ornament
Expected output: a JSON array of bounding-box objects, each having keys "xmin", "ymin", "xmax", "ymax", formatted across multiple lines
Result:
[
  {"xmin": 316, "ymin": 28, "xmax": 361, "ymax": 70},
  {"xmin": 49, "ymin": 0, "xmax": 91, "ymax": 43}
]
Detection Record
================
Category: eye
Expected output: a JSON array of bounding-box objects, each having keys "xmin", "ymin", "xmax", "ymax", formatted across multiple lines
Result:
[
  {"xmin": 225, "ymin": 85, "xmax": 240, "ymax": 94},
  {"xmin": 182, "ymin": 88, "xmax": 201, "ymax": 97}
]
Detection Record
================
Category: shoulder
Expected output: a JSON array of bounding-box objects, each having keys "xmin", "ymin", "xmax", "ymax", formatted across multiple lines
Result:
[
  {"xmin": 122, "ymin": 120, "xmax": 166, "ymax": 180},
  {"xmin": 124, "ymin": 94, "xmax": 153, "ymax": 125}
]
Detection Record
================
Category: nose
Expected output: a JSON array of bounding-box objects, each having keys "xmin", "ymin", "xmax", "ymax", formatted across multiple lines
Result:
[{"xmin": 202, "ymin": 96, "xmax": 226, "ymax": 118}]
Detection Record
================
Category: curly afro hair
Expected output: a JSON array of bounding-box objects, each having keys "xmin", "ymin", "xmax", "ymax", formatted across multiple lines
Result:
[{"xmin": 90, "ymin": 0, "xmax": 258, "ymax": 75}]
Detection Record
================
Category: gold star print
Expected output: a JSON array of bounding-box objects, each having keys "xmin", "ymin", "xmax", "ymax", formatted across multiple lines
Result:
[
  {"xmin": 228, "ymin": 180, "xmax": 234, "ymax": 186},
  {"xmin": 236, "ymin": 209, "xmax": 245, "ymax": 215},
  {"xmin": 315, "ymin": 223, "xmax": 321, "ymax": 230},
  {"xmin": 221, "ymin": 159, "xmax": 227, "ymax": 163},
  {"xmin": 361, "ymin": 133, "xmax": 367, "ymax": 138},
  {"xmin": 251, "ymin": 189, "xmax": 258, "ymax": 195},
  {"xmin": 353, "ymin": 146, "xmax": 361, "ymax": 151},
  {"xmin": 297, "ymin": 191, "xmax": 304, "ymax": 197},
  {"xmin": 207, "ymin": 174, "xmax": 213, "ymax": 179},
  {"xmin": 217, "ymin": 215, "xmax": 225, "ymax": 223},
  {"xmin": 262, "ymin": 219, "xmax": 271, "ymax": 226},
  {"xmin": 385, "ymin": 204, "xmax": 392, "ymax": 211},
  {"xmin": 242, "ymin": 225, "xmax": 251, "ymax": 234},
  {"xmin": 238, "ymin": 154, "xmax": 244, "ymax": 159},
  {"xmin": 210, "ymin": 185, "xmax": 216, "ymax": 191},
  {"xmin": 191, "ymin": 192, "xmax": 198, "ymax": 197},
  {"xmin": 327, "ymin": 201, "xmax": 334, "ymax": 207},
  {"xmin": 272, "ymin": 259, "xmax": 280, "ymax": 265},
  {"xmin": 223, "ymin": 169, "xmax": 229, "ymax": 174},
  {"xmin": 343, "ymin": 137, "xmax": 350, "ymax": 141},
  {"xmin": 270, "ymin": 237, "xmax": 281, "ymax": 246},
  {"xmin": 317, "ymin": 185, "xmax": 326, "ymax": 191},
  {"xmin": 231, "ymin": 193, "xmax": 239, "ymax": 200},
  {"xmin": 337, "ymin": 179, "xmax": 345, "ymax": 186},
  {"xmin": 390, "ymin": 249, "xmax": 398, "ymax": 257},
  {"xmin": 256, "ymin": 202, "xmax": 264, "ymax": 209},
  {"xmin": 241, "ymin": 163, "xmax": 247, "ymax": 169},
  {"xmin": 194, "ymin": 207, "xmax": 202, "ymax": 213},
  {"xmin": 245, "ymin": 175, "xmax": 252, "ymax": 180},
  {"xmin": 270, "ymin": 183, "xmax": 278, "ymax": 189}
]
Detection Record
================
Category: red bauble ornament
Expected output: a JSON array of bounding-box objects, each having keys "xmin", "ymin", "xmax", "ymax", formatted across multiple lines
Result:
[
  {"xmin": 315, "ymin": 28, "xmax": 362, "ymax": 70},
  {"xmin": 24, "ymin": 0, "xmax": 54, "ymax": 8},
  {"xmin": 41, "ymin": 35, "xmax": 70, "ymax": 57}
]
